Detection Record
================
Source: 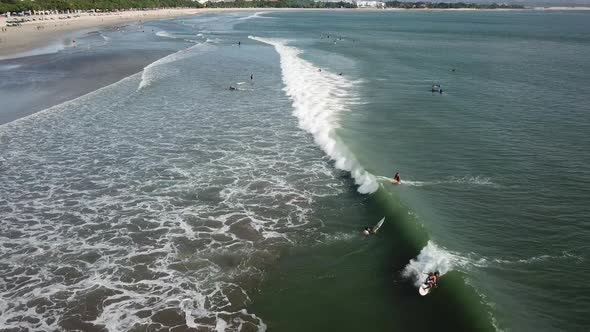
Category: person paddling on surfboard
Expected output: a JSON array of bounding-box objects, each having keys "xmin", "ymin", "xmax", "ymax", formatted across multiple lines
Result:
[
  {"xmin": 362, "ymin": 227, "xmax": 375, "ymax": 236},
  {"xmin": 392, "ymin": 172, "xmax": 401, "ymax": 184},
  {"xmin": 363, "ymin": 217, "xmax": 385, "ymax": 236}
]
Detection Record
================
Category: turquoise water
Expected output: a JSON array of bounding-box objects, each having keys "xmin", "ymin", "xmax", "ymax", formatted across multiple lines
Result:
[
  {"xmin": 1, "ymin": 10, "xmax": 589, "ymax": 331},
  {"xmin": 242, "ymin": 10, "xmax": 590, "ymax": 331}
]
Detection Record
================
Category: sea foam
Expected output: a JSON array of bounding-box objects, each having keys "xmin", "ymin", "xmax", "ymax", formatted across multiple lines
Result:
[
  {"xmin": 239, "ymin": 12, "xmax": 272, "ymax": 20},
  {"xmin": 138, "ymin": 43, "xmax": 203, "ymax": 90},
  {"xmin": 249, "ymin": 36, "xmax": 379, "ymax": 194},
  {"xmin": 402, "ymin": 241, "xmax": 478, "ymax": 287}
]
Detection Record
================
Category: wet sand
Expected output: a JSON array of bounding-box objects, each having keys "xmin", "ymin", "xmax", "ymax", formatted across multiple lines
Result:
[{"xmin": 0, "ymin": 9, "xmax": 203, "ymax": 59}]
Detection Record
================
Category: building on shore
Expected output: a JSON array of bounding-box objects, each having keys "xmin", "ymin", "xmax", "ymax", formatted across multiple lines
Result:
[{"xmin": 355, "ymin": 1, "xmax": 386, "ymax": 8}]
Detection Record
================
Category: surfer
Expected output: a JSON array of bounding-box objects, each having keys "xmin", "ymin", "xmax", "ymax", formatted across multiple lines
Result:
[
  {"xmin": 392, "ymin": 172, "xmax": 401, "ymax": 184},
  {"xmin": 362, "ymin": 227, "xmax": 375, "ymax": 236},
  {"xmin": 425, "ymin": 271, "xmax": 439, "ymax": 289},
  {"xmin": 250, "ymin": 74, "xmax": 254, "ymax": 80},
  {"xmin": 229, "ymin": 86, "xmax": 237, "ymax": 91}
]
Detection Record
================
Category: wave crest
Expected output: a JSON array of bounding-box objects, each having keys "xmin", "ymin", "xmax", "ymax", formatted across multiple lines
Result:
[
  {"xmin": 138, "ymin": 43, "xmax": 202, "ymax": 90},
  {"xmin": 402, "ymin": 241, "xmax": 474, "ymax": 287},
  {"xmin": 249, "ymin": 36, "xmax": 379, "ymax": 194}
]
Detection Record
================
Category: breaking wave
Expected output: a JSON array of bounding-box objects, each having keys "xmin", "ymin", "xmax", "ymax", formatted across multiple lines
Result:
[
  {"xmin": 138, "ymin": 43, "xmax": 203, "ymax": 90},
  {"xmin": 402, "ymin": 241, "xmax": 479, "ymax": 287},
  {"xmin": 249, "ymin": 36, "xmax": 379, "ymax": 194},
  {"xmin": 403, "ymin": 241, "xmax": 584, "ymax": 288}
]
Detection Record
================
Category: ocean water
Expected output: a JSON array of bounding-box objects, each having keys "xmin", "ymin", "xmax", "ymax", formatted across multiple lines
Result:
[{"xmin": 1, "ymin": 10, "xmax": 589, "ymax": 332}]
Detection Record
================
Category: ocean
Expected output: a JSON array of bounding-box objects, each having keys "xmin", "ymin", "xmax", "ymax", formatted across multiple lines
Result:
[{"xmin": 1, "ymin": 9, "xmax": 589, "ymax": 331}]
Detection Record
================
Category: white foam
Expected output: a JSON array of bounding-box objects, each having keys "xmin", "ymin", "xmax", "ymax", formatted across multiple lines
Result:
[
  {"xmin": 0, "ymin": 41, "xmax": 65, "ymax": 61},
  {"xmin": 0, "ymin": 72, "xmax": 140, "ymax": 128},
  {"xmin": 0, "ymin": 37, "xmax": 351, "ymax": 331},
  {"xmin": 215, "ymin": 318, "xmax": 228, "ymax": 331},
  {"xmin": 0, "ymin": 64, "xmax": 21, "ymax": 71},
  {"xmin": 377, "ymin": 175, "xmax": 495, "ymax": 187},
  {"xmin": 155, "ymin": 30, "xmax": 174, "ymax": 39},
  {"xmin": 238, "ymin": 12, "xmax": 272, "ymax": 20},
  {"xmin": 376, "ymin": 175, "xmax": 429, "ymax": 187},
  {"xmin": 314, "ymin": 232, "xmax": 358, "ymax": 244},
  {"xmin": 448, "ymin": 176, "xmax": 494, "ymax": 186},
  {"xmin": 249, "ymin": 36, "xmax": 379, "ymax": 194},
  {"xmin": 138, "ymin": 43, "xmax": 202, "ymax": 90},
  {"xmin": 492, "ymin": 251, "xmax": 584, "ymax": 265},
  {"xmin": 402, "ymin": 241, "xmax": 477, "ymax": 287}
]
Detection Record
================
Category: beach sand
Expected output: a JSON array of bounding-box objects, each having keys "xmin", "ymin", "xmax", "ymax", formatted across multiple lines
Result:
[{"xmin": 0, "ymin": 9, "xmax": 205, "ymax": 59}]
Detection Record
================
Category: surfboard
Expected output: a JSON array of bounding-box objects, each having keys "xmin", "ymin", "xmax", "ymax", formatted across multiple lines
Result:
[
  {"xmin": 419, "ymin": 284, "xmax": 431, "ymax": 296},
  {"xmin": 373, "ymin": 217, "xmax": 385, "ymax": 233}
]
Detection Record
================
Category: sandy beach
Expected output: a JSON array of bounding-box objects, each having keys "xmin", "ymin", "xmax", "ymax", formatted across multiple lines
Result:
[{"xmin": 0, "ymin": 8, "xmax": 205, "ymax": 59}]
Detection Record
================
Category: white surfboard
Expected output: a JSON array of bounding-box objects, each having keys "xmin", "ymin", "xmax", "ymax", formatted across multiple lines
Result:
[
  {"xmin": 419, "ymin": 284, "xmax": 431, "ymax": 296},
  {"xmin": 373, "ymin": 217, "xmax": 385, "ymax": 233}
]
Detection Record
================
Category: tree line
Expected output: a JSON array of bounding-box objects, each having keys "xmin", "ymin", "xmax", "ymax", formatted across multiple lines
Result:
[
  {"xmin": 0, "ymin": 0, "xmax": 202, "ymax": 14},
  {"xmin": 0, "ymin": 0, "xmax": 354, "ymax": 14},
  {"xmin": 384, "ymin": 1, "xmax": 524, "ymax": 9},
  {"xmin": 1, "ymin": 0, "xmax": 524, "ymax": 15},
  {"xmin": 205, "ymin": 0, "xmax": 356, "ymax": 9}
]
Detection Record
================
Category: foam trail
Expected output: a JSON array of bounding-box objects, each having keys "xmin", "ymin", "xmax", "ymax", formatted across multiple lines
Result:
[
  {"xmin": 249, "ymin": 36, "xmax": 378, "ymax": 194},
  {"xmin": 448, "ymin": 176, "xmax": 494, "ymax": 186},
  {"xmin": 138, "ymin": 43, "xmax": 202, "ymax": 90},
  {"xmin": 239, "ymin": 12, "xmax": 272, "ymax": 20},
  {"xmin": 400, "ymin": 180, "xmax": 431, "ymax": 187},
  {"xmin": 492, "ymin": 251, "xmax": 584, "ymax": 265},
  {"xmin": 404, "ymin": 243, "xmax": 583, "ymax": 287},
  {"xmin": 377, "ymin": 175, "xmax": 495, "ymax": 187},
  {"xmin": 155, "ymin": 30, "xmax": 175, "ymax": 39},
  {"xmin": 0, "ymin": 42, "xmax": 65, "ymax": 61},
  {"xmin": 402, "ymin": 241, "xmax": 473, "ymax": 287},
  {"xmin": 376, "ymin": 176, "xmax": 430, "ymax": 187},
  {"xmin": 0, "ymin": 64, "xmax": 21, "ymax": 71}
]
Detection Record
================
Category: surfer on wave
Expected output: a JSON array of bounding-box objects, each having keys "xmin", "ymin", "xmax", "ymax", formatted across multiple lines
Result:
[
  {"xmin": 392, "ymin": 172, "xmax": 401, "ymax": 184},
  {"xmin": 424, "ymin": 271, "xmax": 439, "ymax": 289}
]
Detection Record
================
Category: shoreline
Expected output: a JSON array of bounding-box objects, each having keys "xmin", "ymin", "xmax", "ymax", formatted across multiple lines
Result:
[
  {"xmin": 0, "ymin": 9, "xmax": 205, "ymax": 59},
  {"xmin": 3, "ymin": 6, "xmax": 590, "ymax": 60}
]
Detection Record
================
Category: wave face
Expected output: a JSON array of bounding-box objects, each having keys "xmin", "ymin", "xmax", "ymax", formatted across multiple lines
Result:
[{"xmin": 249, "ymin": 36, "xmax": 379, "ymax": 194}]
